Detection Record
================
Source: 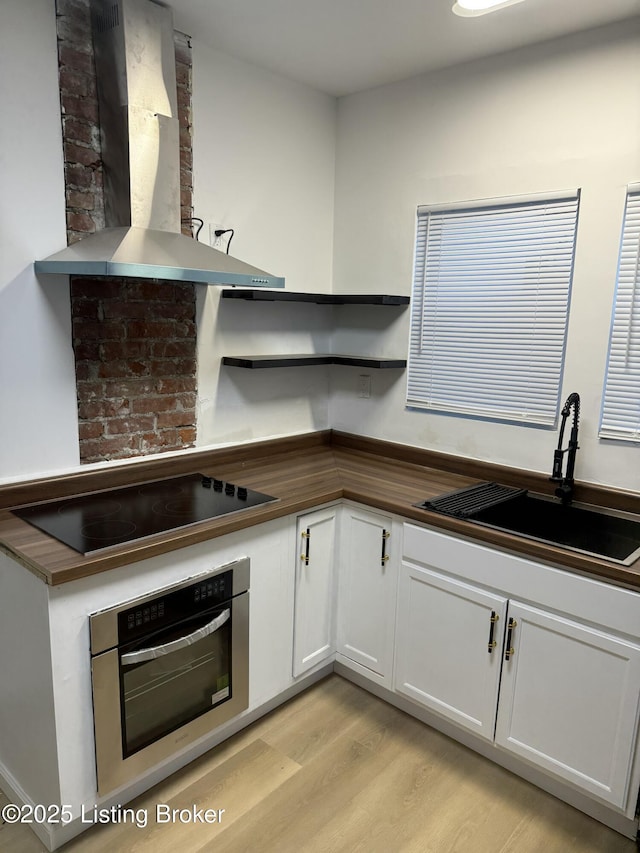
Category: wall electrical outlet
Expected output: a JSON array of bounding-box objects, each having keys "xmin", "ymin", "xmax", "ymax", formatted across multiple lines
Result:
[
  {"xmin": 358, "ymin": 375, "xmax": 371, "ymax": 398},
  {"xmin": 209, "ymin": 223, "xmax": 227, "ymax": 250}
]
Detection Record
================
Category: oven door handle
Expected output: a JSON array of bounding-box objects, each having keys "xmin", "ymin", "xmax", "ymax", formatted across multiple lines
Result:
[{"xmin": 121, "ymin": 608, "xmax": 230, "ymax": 665}]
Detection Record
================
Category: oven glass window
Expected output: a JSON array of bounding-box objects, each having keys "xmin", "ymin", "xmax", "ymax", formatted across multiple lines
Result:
[{"xmin": 120, "ymin": 606, "xmax": 232, "ymax": 756}]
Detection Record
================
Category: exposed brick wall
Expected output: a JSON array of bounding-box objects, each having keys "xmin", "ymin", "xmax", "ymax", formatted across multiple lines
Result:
[
  {"xmin": 175, "ymin": 31, "xmax": 194, "ymax": 237},
  {"xmin": 71, "ymin": 278, "xmax": 197, "ymax": 461},
  {"xmin": 55, "ymin": 0, "xmax": 198, "ymax": 463},
  {"xmin": 56, "ymin": 0, "xmax": 104, "ymax": 242}
]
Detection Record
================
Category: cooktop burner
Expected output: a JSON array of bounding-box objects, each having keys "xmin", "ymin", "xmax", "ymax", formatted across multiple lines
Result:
[{"xmin": 14, "ymin": 474, "xmax": 277, "ymax": 555}]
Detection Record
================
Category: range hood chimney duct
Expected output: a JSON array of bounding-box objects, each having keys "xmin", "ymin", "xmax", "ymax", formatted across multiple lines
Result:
[{"xmin": 35, "ymin": 0, "xmax": 284, "ymax": 288}]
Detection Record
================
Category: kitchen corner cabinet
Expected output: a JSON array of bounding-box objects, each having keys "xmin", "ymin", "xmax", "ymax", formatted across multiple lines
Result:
[
  {"xmin": 398, "ymin": 524, "xmax": 640, "ymax": 812},
  {"xmin": 292, "ymin": 506, "xmax": 338, "ymax": 677},
  {"xmin": 336, "ymin": 506, "xmax": 399, "ymax": 687}
]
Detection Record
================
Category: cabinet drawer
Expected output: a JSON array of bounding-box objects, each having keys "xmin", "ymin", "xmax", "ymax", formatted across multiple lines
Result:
[{"xmin": 402, "ymin": 523, "xmax": 640, "ymax": 638}]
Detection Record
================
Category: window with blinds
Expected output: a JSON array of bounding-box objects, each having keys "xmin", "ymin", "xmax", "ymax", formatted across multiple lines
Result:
[
  {"xmin": 599, "ymin": 186, "xmax": 640, "ymax": 442},
  {"xmin": 407, "ymin": 191, "xmax": 580, "ymax": 426}
]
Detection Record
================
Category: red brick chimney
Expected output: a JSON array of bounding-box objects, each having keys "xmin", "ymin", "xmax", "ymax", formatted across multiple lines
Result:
[{"xmin": 55, "ymin": 0, "xmax": 197, "ymax": 463}]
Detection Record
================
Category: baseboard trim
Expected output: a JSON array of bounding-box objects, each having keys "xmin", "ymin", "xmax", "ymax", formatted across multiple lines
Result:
[{"xmin": 0, "ymin": 761, "xmax": 56, "ymax": 850}]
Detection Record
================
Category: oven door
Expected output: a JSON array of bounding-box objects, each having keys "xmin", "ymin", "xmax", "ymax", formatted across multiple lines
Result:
[
  {"xmin": 91, "ymin": 591, "xmax": 249, "ymax": 796},
  {"xmin": 120, "ymin": 603, "xmax": 235, "ymax": 756}
]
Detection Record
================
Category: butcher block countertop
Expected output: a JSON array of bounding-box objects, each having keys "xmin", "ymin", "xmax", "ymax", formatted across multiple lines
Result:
[{"xmin": 1, "ymin": 430, "xmax": 639, "ymax": 590}]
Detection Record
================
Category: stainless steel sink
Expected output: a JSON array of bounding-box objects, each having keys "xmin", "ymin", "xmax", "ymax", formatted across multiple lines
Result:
[{"xmin": 470, "ymin": 492, "xmax": 640, "ymax": 566}]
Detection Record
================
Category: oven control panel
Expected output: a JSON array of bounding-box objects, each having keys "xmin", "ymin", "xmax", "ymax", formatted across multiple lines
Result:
[
  {"xmin": 117, "ymin": 568, "xmax": 233, "ymax": 644},
  {"xmin": 194, "ymin": 574, "xmax": 228, "ymax": 604}
]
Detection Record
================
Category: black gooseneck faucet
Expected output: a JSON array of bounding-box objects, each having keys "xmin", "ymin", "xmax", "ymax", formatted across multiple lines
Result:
[{"xmin": 550, "ymin": 392, "xmax": 580, "ymax": 504}]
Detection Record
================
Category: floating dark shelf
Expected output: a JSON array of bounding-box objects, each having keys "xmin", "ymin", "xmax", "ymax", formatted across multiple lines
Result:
[
  {"xmin": 222, "ymin": 289, "xmax": 409, "ymax": 306},
  {"xmin": 222, "ymin": 354, "xmax": 407, "ymax": 369}
]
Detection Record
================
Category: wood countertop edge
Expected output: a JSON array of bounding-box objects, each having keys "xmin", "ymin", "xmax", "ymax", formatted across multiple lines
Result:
[
  {"xmin": 0, "ymin": 430, "xmax": 639, "ymax": 591},
  {"xmin": 0, "ymin": 541, "xmax": 50, "ymax": 585}
]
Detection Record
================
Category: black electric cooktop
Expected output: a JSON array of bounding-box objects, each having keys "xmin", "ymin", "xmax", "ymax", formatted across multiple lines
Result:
[{"xmin": 14, "ymin": 474, "xmax": 277, "ymax": 555}]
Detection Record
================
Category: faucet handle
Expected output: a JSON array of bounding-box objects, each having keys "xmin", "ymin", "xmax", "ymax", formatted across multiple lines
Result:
[{"xmin": 550, "ymin": 448, "xmax": 565, "ymax": 481}]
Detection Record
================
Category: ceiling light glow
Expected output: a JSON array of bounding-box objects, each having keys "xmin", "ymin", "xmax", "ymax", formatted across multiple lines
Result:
[{"xmin": 452, "ymin": 0, "xmax": 526, "ymax": 17}]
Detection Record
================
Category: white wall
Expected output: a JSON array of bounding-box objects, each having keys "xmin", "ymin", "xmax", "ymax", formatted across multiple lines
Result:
[
  {"xmin": 330, "ymin": 22, "xmax": 640, "ymax": 491},
  {"xmin": 0, "ymin": 0, "xmax": 80, "ymax": 483},
  {"xmin": 190, "ymin": 44, "xmax": 337, "ymax": 446},
  {"xmin": 3, "ymin": 5, "xmax": 639, "ymax": 493}
]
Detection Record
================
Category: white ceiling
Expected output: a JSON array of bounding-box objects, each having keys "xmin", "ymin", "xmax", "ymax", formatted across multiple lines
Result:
[{"xmin": 169, "ymin": 0, "xmax": 640, "ymax": 97}]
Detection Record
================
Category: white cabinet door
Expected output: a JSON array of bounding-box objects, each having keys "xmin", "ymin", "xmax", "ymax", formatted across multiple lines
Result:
[
  {"xmin": 495, "ymin": 601, "xmax": 640, "ymax": 809},
  {"xmin": 394, "ymin": 562, "xmax": 508, "ymax": 741},
  {"xmin": 292, "ymin": 507, "xmax": 337, "ymax": 677},
  {"xmin": 245, "ymin": 520, "xmax": 297, "ymax": 709},
  {"xmin": 337, "ymin": 507, "xmax": 397, "ymax": 682}
]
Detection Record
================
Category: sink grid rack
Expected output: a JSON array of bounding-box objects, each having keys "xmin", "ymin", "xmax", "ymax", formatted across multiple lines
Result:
[{"xmin": 416, "ymin": 482, "xmax": 527, "ymax": 519}]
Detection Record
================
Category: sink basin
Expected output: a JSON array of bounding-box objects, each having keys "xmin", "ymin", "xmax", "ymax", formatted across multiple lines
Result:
[{"xmin": 470, "ymin": 493, "xmax": 640, "ymax": 565}]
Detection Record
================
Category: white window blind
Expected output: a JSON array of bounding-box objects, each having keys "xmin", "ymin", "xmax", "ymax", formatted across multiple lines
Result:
[
  {"xmin": 407, "ymin": 191, "xmax": 580, "ymax": 426},
  {"xmin": 600, "ymin": 186, "xmax": 640, "ymax": 442}
]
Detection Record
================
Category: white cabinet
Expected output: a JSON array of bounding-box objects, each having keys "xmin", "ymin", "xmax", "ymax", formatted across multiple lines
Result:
[
  {"xmin": 292, "ymin": 506, "xmax": 337, "ymax": 677},
  {"xmin": 495, "ymin": 601, "xmax": 640, "ymax": 808},
  {"xmin": 398, "ymin": 524, "xmax": 640, "ymax": 812},
  {"xmin": 394, "ymin": 563, "xmax": 507, "ymax": 740},
  {"xmin": 337, "ymin": 507, "xmax": 398, "ymax": 686},
  {"xmin": 244, "ymin": 519, "xmax": 298, "ymax": 708}
]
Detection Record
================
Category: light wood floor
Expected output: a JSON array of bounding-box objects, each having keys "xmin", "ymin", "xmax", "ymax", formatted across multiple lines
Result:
[{"xmin": 1, "ymin": 675, "xmax": 636, "ymax": 853}]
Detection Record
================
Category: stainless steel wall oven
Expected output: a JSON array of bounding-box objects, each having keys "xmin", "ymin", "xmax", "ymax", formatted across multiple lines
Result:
[{"xmin": 89, "ymin": 558, "xmax": 249, "ymax": 796}]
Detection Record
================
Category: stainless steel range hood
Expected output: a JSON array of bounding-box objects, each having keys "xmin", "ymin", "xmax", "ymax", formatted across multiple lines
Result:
[{"xmin": 35, "ymin": 0, "xmax": 284, "ymax": 288}]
